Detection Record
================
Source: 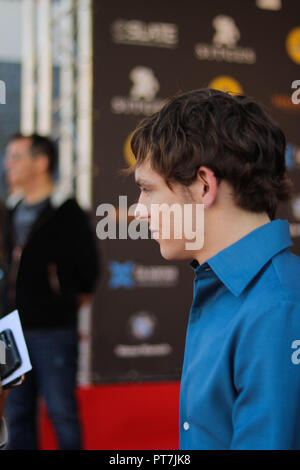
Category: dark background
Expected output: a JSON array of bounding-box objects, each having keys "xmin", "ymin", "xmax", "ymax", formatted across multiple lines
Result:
[{"xmin": 91, "ymin": 0, "xmax": 300, "ymax": 383}]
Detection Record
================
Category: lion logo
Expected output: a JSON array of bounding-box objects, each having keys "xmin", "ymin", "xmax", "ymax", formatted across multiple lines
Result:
[
  {"xmin": 212, "ymin": 15, "xmax": 240, "ymax": 48},
  {"xmin": 129, "ymin": 66, "xmax": 160, "ymax": 100}
]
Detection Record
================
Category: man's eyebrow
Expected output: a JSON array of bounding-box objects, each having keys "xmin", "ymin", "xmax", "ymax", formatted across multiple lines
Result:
[{"xmin": 135, "ymin": 178, "xmax": 152, "ymax": 187}]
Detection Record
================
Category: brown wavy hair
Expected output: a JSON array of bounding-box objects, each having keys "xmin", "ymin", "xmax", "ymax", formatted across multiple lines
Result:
[{"xmin": 129, "ymin": 89, "xmax": 293, "ymax": 220}]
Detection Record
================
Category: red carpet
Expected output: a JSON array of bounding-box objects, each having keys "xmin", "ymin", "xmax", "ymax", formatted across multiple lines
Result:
[{"xmin": 40, "ymin": 381, "xmax": 180, "ymax": 450}]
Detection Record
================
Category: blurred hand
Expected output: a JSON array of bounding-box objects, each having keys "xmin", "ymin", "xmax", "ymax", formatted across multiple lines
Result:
[
  {"xmin": 0, "ymin": 375, "xmax": 25, "ymax": 420},
  {"xmin": 0, "ymin": 381, "xmax": 9, "ymax": 421},
  {"xmin": 78, "ymin": 293, "xmax": 92, "ymax": 309}
]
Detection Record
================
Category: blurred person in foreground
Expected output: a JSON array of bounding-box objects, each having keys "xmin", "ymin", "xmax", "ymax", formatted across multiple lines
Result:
[
  {"xmin": 0, "ymin": 200, "xmax": 25, "ymax": 449},
  {"xmin": 131, "ymin": 89, "xmax": 300, "ymax": 450},
  {"xmin": 0, "ymin": 378, "xmax": 25, "ymax": 449},
  {"xmin": 0, "ymin": 200, "xmax": 10, "ymax": 449},
  {"xmin": 0, "ymin": 382, "xmax": 9, "ymax": 448},
  {"xmin": 3, "ymin": 133, "xmax": 99, "ymax": 450}
]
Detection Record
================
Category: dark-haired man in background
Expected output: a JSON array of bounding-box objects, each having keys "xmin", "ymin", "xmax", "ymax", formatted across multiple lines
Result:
[
  {"xmin": 132, "ymin": 89, "xmax": 300, "ymax": 449},
  {"xmin": 3, "ymin": 133, "xmax": 99, "ymax": 449}
]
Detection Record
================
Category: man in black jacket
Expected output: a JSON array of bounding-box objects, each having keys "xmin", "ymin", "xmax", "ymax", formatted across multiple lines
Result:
[{"xmin": 3, "ymin": 133, "xmax": 99, "ymax": 450}]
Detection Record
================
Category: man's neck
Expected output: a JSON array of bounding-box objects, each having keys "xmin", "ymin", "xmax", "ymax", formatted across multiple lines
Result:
[
  {"xmin": 23, "ymin": 179, "xmax": 54, "ymax": 205},
  {"xmin": 194, "ymin": 210, "xmax": 271, "ymax": 265}
]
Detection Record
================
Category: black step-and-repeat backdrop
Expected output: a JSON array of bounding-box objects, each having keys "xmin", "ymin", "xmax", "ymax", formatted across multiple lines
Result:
[{"xmin": 91, "ymin": 0, "xmax": 300, "ymax": 383}]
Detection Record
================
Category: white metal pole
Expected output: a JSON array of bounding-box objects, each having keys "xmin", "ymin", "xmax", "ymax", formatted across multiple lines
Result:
[
  {"xmin": 59, "ymin": 0, "xmax": 74, "ymax": 194},
  {"xmin": 37, "ymin": 0, "xmax": 52, "ymax": 135},
  {"xmin": 76, "ymin": 0, "xmax": 93, "ymax": 386},
  {"xmin": 21, "ymin": 0, "xmax": 35, "ymax": 134},
  {"xmin": 76, "ymin": 0, "xmax": 93, "ymax": 209}
]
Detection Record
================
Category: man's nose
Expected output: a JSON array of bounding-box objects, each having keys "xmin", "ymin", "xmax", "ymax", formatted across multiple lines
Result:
[{"xmin": 134, "ymin": 200, "xmax": 150, "ymax": 220}]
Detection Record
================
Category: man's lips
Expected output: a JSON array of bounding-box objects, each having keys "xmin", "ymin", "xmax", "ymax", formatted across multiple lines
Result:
[{"xmin": 150, "ymin": 230, "xmax": 160, "ymax": 240}]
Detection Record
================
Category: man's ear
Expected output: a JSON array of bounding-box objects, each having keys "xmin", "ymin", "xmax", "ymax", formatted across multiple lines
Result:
[
  {"xmin": 195, "ymin": 166, "xmax": 218, "ymax": 209},
  {"xmin": 36, "ymin": 154, "xmax": 50, "ymax": 174}
]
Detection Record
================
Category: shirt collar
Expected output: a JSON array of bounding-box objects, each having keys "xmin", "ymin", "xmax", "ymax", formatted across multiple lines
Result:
[{"xmin": 190, "ymin": 219, "xmax": 293, "ymax": 297}]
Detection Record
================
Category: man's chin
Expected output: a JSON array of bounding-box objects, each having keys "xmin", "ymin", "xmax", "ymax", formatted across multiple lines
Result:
[{"xmin": 159, "ymin": 243, "xmax": 188, "ymax": 261}]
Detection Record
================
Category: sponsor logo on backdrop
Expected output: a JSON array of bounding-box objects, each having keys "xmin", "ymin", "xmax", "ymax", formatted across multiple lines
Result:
[
  {"xmin": 130, "ymin": 66, "xmax": 159, "ymax": 100},
  {"xmin": 114, "ymin": 343, "xmax": 172, "ymax": 358},
  {"xmin": 111, "ymin": 19, "xmax": 178, "ymax": 48},
  {"xmin": 128, "ymin": 311, "xmax": 157, "ymax": 341},
  {"xmin": 194, "ymin": 15, "xmax": 256, "ymax": 64},
  {"xmin": 0, "ymin": 80, "xmax": 6, "ymax": 104},
  {"xmin": 208, "ymin": 76, "xmax": 243, "ymax": 94},
  {"xmin": 212, "ymin": 15, "xmax": 240, "ymax": 48},
  {"xmin": 111, "ymin": 66, "xmax": 165, "ymax": 115},
  {"xmin": 115, "ymin": 311, "xmax": 172, "ymax": 358},
  {"xmin": 108, "ymin": 261, "xmax": 135, "ymax": 289},
  {"xmin": 124, "ymin": 133, "xmax": 136, "ymax": 167},
  {"xmin": 256, "ymin": 0, "xmax": 282, "ymax": 10},
  {"xmin": 286, "ymin": 27, "xmax": 300, "ymax": 65},
  {"xmin": 271, "ymin": 93, "xmax": 300, "ymax": 112},
  {"xmin": 108, "ymin": 261, "xmax": 179, "ymax": 289},
  {"xmin": 285, "ymin": 143, "xmax": 300, "ymax": 170}
]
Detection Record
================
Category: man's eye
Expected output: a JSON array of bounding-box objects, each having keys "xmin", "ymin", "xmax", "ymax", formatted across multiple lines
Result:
[{"xmin": 141, "ymin": 187, "xmax": 151, "ymax": 194}]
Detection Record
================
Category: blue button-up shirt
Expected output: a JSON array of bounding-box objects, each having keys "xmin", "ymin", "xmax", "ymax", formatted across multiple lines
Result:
[{"xmin": 179, "ymin": 219, "xmax": 300, "ymax": 450}]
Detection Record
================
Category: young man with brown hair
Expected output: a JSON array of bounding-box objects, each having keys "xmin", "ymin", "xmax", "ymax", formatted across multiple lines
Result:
[{"xmin": 131, "ymin": 89, "xmax": 300, "ymax": 450}]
